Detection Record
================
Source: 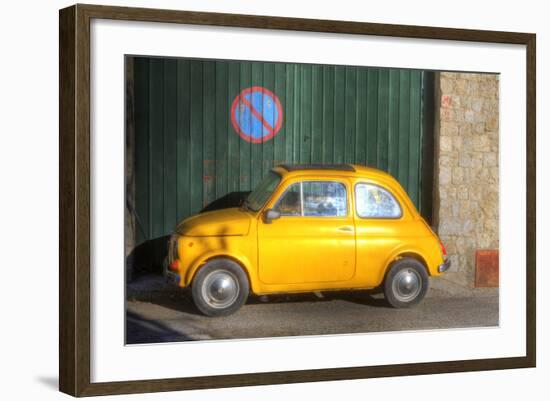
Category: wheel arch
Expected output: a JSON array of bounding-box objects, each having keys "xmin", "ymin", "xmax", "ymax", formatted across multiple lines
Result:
[
  {"xmin": 186, "ymin": 253, "xmax": 254, "ymax": 292},
  {"xmin": 386, "ymin": 251, "xmax": 431, "ymax": 277}
]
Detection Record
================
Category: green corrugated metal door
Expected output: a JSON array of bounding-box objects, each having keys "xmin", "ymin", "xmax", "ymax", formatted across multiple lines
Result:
[{"xmin": 131, "ymin": 57, "xmax": 433, "ymax": 247}]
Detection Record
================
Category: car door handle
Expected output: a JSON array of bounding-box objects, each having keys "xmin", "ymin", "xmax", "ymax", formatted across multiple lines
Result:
[{"xmin": 337, "ymin": 226, "xmax": 354, "ymax": 232}]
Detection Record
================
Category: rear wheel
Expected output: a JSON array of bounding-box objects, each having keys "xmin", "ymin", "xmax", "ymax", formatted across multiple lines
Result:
[
  {"xmin": 384, "ymin": 258, "xmax": 429, "ymax": 308},
  {"xmin": 192, "ymin": 258, "xmax": 249, "ymax": 317}
]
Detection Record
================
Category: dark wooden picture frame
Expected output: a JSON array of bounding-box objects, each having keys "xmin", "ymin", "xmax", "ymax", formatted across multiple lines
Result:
[{"xmin": 59, "ymin": 3, "xmax": 536, "ymax": 397}]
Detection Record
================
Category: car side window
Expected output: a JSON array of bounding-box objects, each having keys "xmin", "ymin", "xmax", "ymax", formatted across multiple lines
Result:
[
  {"xmin": 355, "ymin": 183, "xmax": 402, "ymax": 218},
  {"xmin": 274, "ymin": 181, "xmax": 347, "ymax": 217},
  {"xmin": 274, "ymin": 183, "xmax": 302, "ymax": 216}
]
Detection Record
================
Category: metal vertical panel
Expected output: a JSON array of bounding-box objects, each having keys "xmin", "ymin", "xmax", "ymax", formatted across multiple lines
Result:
[
  {"xmin": 322, "ymin": 66, "xmax": 335, "ymax": 163},
  {"xmin": 262, "ymin": 63, "xmax": 276, "ymax": 174},
  {"xmin": 227, "ymin": 62, "xmax": 240, "ymax": 194},
  {"xmin": 333, "ymin": 66, "xmax": 346, "ymax": 164},
  {"xmin": 133, "ymin": 58, "xmax": 149, "ymax": 244},
  {"xmin": 366, "ymin": 69, "xmax": 379, "ymax": 166},
  {"xmin": 176, "ymin": 59, "xmax": 191, "ymax": 222},
  {"xmin": 344, "ymin": 66, "xmax": 356, "ymax": 163},
  {"xmin": 284, "ymin": 64, "xmax": 295, "ymax": 163},
  {"xmin": 377, "ymin": 69, "xmax": 390, "ymax": 170},
  {"xmin": 202, "ymin": 61, "xmax": 216, "ymax": 205},
  {"xmin": 408, "ymin": 70, "xmax": 423, "ymax": 205},
  {"xmin": 250, "ymin": 62, "xmax": 263, "ymax": 188},
  {"xmin": 163, "ymin": 59, "xmax": 177, "ymax": 235},
  {"xmin": 300, "ymin": 64, "xmax": 312, "ymax": 164},
  {"xmin": 355, "ymin": 69, "xmax": 367, "ymax": 163},
  {"xmin": 292, "ymin": 65, "xmax": 301, "ymax": 163},
  {"xmin": 148, "ymin": 59, "xmax": 164, "ymax": 241},
  {"xmin": 239, "ymin": 62, "xmax": 252, "ymax": 190},
  {"xmin": 398, "ymin": 70, "xmax": 411, "ymax": 193},
  {"xmin": 311, "ymin": 65, "xmax": 323, "ymax": 164},
  {"xmin": 215, "ymin": 61, "xmax": 228, "ymax": 198},
  {"xmin": 132, "ymin": 58, "xmax": 431, "ymax": 244},
  {"xmin": 273, "ymin": 63, "xmax": 287, "ymax": 165},
  {"xmin": 388, "ymin": 69, "xmax": 400, "ymax": 177},
  {"xmin": 189, "ymin": 61, "xmax": 203, "ymax": 215}
]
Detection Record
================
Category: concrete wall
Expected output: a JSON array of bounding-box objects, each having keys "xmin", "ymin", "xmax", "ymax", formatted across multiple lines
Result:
[{"xmin": 433, "ymin": 72, "xmax": 499, "ymax": 287}]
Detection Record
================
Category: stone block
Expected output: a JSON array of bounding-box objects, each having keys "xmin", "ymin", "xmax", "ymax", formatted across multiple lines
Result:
[
  {"xmin": 439, "ymin": 153, "xmax": 458, "ymax": 167},
  {"xmin": 484, "ymin": 218, "xmax": 498, "ymax": 234},
  {"xmin": 472, "ymin": 98, "xmax": 483, "ymax": 112},
  {"xmin": 475, "ymin": 135, "xmax": 491, "ymax": 152},
  {"xmin": 440, "ymin": 77, "xmax": 454, "ymax": 93},
  {"xmin": 439, "ymin": 219, "xmax": 461, "ymax": 236},
  {"xmin": 458, "ymin": 153, "xmax": 472, "ymax": 168},
  {"xmin": 471, "ymin": 157, "xmax": 483, "ymax": 169},
  {"xmin": 458, "ymin": 122, "xmax": 474, "ymax": 138},
  {"xmin": 483, "ymin": 152, "xmax": 498, "ymax": 167},
  {"xmin": 457, "ymin": 185, "xmax": 469, "ymax": 200},
  {"xmin": 441, "ymin": 94, "xmax": 453, "ymax": 108},
  {"xmin": 477, "ymin": 233, "xmax": 492, "ymax": 248},
  {"xmin": 440, "ymin": 135, "xmax": 453, "ymax": 152},
  {"xmin": 469, "ymin": 189, "xmax": 482, "ymax": 202},
  {"xmin": 452, "ymin": 167, "xmax": 465, "ymax": 184},
  {"xmin": 473, "ymin": 123, "xmax": 485, "ymax": 134},
  {"xmin": 441, "ymin": 122, "xmax": 459, "ymax": 137},
  {"xmin": 455, "ymin": 79, "xmax": 468, "ymax": 95},
  {"xmin": 440, "ymin": 108, "xmax": 453, "ymax": 122},
  {"xmin": 485, "ymin": 116, "xmax": 499, "ymax": 131},
  {"xmin": 452, "ymin": 109, "xmax": 464, "ymax": 122},
  {"xmin": 452, "ymin": 136, "xmax": 464, "ymax": 150},
  {"xmin": 439, "ymin": 166, "xmax": 452, "ymax": 185}
]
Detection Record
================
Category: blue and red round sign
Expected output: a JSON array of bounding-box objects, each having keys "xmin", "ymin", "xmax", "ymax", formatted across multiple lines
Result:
[{"xmin": 231, "ymin": 86, "xmax": 283, "ymax": 143}]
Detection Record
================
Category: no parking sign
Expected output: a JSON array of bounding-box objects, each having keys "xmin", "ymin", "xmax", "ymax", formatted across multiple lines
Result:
[{"xmin": 230, "ymin": 86, "xmax": 283, "ymax": 143}]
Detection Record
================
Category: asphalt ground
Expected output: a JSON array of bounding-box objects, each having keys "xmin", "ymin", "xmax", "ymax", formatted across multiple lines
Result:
[{"xmin": 126, "ymin": 274, "xmax": 499, "ymax": 344}]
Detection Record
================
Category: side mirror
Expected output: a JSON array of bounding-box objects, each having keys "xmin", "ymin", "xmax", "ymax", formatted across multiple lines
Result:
[{"xmin": 263, "ymin": 209, "xmax": 281, "ymax": 224}]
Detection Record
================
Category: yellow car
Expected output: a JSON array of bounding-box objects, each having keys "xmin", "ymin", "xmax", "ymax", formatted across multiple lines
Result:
[{"xmin": 165, "ymin": 164, "xmax": 450, "ymax": 316}]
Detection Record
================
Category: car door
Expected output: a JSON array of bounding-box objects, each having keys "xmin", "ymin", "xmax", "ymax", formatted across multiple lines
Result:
[{"xmin": 258, "ymin": 179, "xmax": 356, "ymax": 285}]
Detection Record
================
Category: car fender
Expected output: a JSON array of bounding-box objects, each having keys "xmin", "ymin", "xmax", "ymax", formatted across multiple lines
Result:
[
  {"xmin": 184, "ymin": 250, "xmax": 256, "ymax": 291},
  {"xmin": 383, "ymin": 243, "xmax": 434, "ymax": 277}
]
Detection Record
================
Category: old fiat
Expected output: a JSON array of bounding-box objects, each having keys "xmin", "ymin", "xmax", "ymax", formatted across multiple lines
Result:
[{"xmin": 165, "ymin": 164, "xmax": 450, "ymax": 316}]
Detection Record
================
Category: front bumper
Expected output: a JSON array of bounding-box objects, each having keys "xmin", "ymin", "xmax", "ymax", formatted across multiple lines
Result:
[
  {"xmin": 163, "ymin": 259, "xmax": 181, "ymax": 286},
  {"xmin": 438, "ymin": 258, "xmax": 451, "ymax": 273},
  {"xmin": 164, "ymin": 232, "xmax": 182, "ymax": 285}
]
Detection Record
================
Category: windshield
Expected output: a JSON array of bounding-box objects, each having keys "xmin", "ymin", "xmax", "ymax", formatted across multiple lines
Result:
[{"xmin": 246, "ymin": 171, "xmax": 281, "ymax": 211}]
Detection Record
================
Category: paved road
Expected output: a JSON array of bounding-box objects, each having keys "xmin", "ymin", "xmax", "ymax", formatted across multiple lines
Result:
[{"xmin": 126, "ymin": 275, "xmax": 499, "ymax": 344}]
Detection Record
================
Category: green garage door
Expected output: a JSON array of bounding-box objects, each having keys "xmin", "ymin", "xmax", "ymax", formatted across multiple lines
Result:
[{"xmin": 130, "ymin": 57, "xmax": 434, "ymax": 247}]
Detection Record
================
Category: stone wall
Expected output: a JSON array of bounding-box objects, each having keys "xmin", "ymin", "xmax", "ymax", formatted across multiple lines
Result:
[{"xmin": 433, "ymin": 72, "xmax": 499, "ymax": 287}]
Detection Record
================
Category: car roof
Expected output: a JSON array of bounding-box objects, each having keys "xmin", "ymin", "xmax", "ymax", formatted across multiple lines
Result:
[
  {"xmin": 279, "ymin": 163, "xmax": 356, "ymax": 172},
  {"xmin": 274, "ymin": 163, "xmax": 396, "ymax": 182}
]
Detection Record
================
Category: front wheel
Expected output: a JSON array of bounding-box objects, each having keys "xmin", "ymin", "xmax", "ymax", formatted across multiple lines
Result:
[
  {"xmin": 192, "ymin": 258, "xmax": 249, "ymax": 317},
  {"xmin": 384, "ymin": 258, "xmax": 429, "ymax": 308}
]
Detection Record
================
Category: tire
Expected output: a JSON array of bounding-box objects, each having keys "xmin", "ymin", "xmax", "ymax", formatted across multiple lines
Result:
[
  {"xmin": 384, "ymin": 258, "xmax": 429, "ymax": 308},
  {"xmin": 191, "ymin": 258, "xmax": 249, "ymax": 317}
]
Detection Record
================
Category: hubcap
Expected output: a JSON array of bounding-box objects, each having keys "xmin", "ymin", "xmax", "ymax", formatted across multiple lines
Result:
[
  {"xmin": 392, "ymin": 268, "xmax": 422, "ymax": 302},
  {"xmin": 201, "ymin": 270, "xmax": 239, "ymax": 309}
]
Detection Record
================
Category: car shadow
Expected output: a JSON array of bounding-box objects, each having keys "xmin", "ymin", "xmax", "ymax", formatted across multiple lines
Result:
[
  {"xmin": 128, "ymin": 273, "xmax": 390, "ymax": 317},
  {"xmin": 247, "ymin": 290, "xmax": 390, "ymax": 308},
  {"xmin": 326, "ymin": 291, "xmax": 390, "ymax": 308},
  {"xmin": 127, "ymin": 276, "xmax": 203, "ymax": 316}
]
